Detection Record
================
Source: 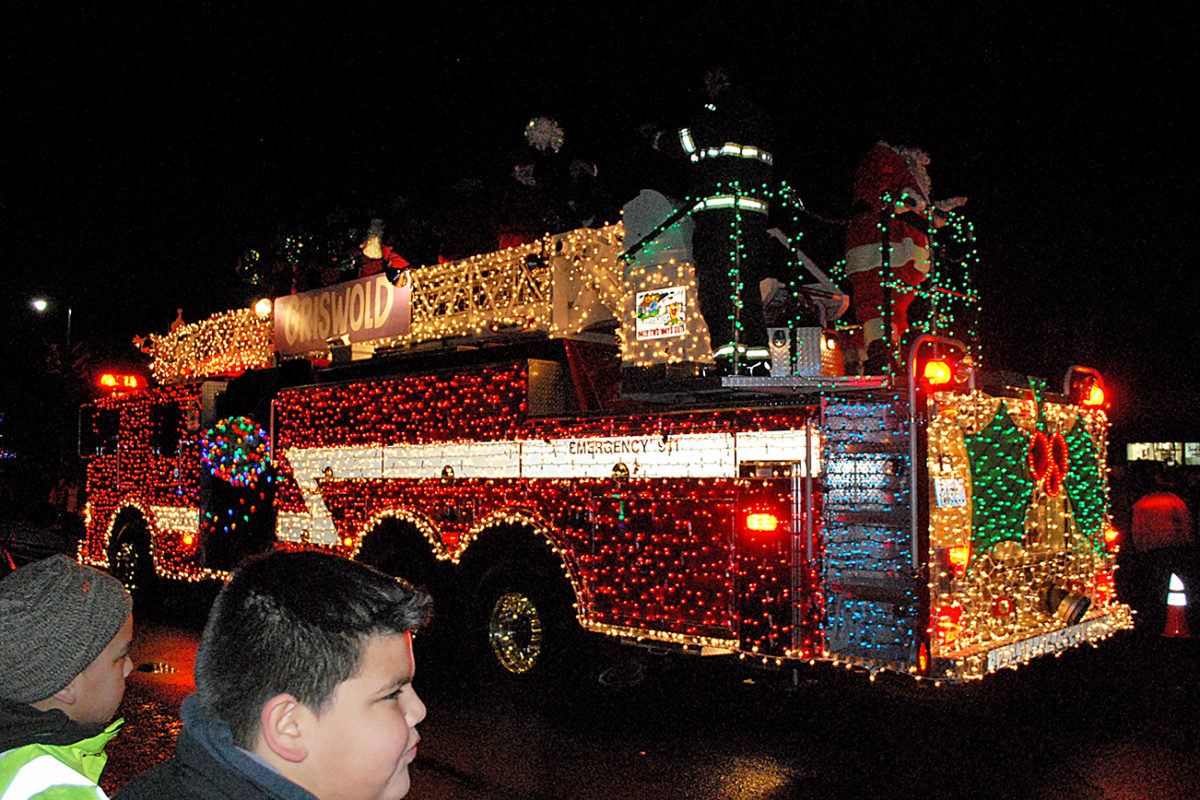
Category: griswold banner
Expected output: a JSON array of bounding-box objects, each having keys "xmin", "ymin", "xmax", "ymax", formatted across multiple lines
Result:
[{"xmin": 273, "ymin": 273, "xmax": 411, "ymax": 355}]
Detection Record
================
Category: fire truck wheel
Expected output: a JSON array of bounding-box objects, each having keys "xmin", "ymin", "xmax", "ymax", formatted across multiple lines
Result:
[
  {"xmin": 477, "ymin": 565, "xmax": 580, "ymax": 678},
  {"xmin": 356, "ymin": 520, "xmax": 460, "ymax": 660},
  {"xmin": 487, "ymin": 589, "xmax": 545, "ymax": 674},
  {"xmin": 108, "ymin": 518, "xmax": 156, "ymax": 602}
]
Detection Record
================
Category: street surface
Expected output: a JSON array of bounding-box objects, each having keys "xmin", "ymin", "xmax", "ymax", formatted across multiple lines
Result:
[{"xmin": 102, "ymin": 588, "xmax": 1200, "ymax": 800}]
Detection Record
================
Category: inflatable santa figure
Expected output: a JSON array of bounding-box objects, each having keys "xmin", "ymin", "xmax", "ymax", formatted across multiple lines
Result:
[
  {"xmin": 845, "ymin": 141, "xmax": 965, "ymax": 372},
  {"xmin": 358, "ymin": 217, "xmax": 410, "ymax": 280}
]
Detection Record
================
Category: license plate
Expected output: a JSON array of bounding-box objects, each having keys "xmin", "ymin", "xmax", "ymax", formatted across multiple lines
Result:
[{"xmin": 985, "ymin": 611, "xmax": 1128, "ymax": 672}]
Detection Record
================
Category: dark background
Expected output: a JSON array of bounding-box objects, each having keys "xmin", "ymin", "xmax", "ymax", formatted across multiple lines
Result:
[{"xmin": 2, "ymin": 3, "xmax": 1195, "ymax": 470}]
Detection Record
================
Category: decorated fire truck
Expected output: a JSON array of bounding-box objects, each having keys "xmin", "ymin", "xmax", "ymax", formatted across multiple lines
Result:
[{"xmin": 77, "ymin": 207, "xmax": 1131, "ymax": 683}]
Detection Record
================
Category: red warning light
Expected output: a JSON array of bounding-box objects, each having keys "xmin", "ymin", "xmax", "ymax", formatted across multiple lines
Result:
[
  {"xmin": 98, "ymin": 373, "xmax": 143, "ymax": 392},
  {"xmin": 933, "ymin": 604, "xmax": 963, "ymax": 648},
  {"xmin": 745, "ymin": 513, "xmax": 779, "ymax": 532}
]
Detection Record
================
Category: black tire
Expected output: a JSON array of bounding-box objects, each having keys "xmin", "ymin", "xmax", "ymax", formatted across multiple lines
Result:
[
  {"xmin": 475, "ymin": 561, "xmax": 581, "ymax": 679},
  {"xmin": 107, "ymin": 518, "xmax": 157, "ymax": 604},
  {"xmin": 355, "ymin": 521, "xmax": 440, "ymax": 590},
  {"xmin": 356, "ymin": 521, "xmax": 458, "ymax": 658}
]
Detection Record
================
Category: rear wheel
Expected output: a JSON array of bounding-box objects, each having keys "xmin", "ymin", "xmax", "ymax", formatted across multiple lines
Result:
[
  {"xmin": 476, "ymin": 562, "xmax": 580, "ymax": 679},
  {"xmin": 488, "ymin": 590, "xmax": 546, "ymax": 674},
  {"xmin": 356, "ymin": 520, "xmax": 457, "ymax": 656}
]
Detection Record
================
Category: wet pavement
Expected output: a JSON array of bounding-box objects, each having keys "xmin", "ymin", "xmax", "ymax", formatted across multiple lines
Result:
[{"xmin": 103, "ymin": 592, "xmax": 1200, "ymax": 800}]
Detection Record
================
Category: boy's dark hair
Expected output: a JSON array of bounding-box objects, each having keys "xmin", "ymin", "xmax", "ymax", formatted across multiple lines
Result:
[{"xmin": 195, "ymin": 551, "xmax": 431, "ymax": 748}]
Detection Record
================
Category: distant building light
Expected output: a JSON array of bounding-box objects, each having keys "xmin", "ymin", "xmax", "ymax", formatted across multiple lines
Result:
[{"xmin": 1126, "ymin": 442, "xmax": 1200, "ymax": 466}]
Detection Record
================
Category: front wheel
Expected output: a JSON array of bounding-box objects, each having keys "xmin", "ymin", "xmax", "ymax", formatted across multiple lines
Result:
[{"xmin": 108, "ymin": 521, "xmax": 156, "ymax": 603}]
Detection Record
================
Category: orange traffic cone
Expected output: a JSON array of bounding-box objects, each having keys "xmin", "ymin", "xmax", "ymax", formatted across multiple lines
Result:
[{"xmin": 1163, "ymin": 573, "xmax": 1191, "ymax": 638}]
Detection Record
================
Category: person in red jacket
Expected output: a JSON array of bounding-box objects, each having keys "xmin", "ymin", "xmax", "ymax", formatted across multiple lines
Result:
[
  {"xmin": 1123, "ymin": 466, "xmax": 1198, "ymax": 634},
  {"xmin": 845, "ymin": 141, "xmax": 966, "ymax": 372}
]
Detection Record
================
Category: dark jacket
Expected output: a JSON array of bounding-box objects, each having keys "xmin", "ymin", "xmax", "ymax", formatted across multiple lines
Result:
[
  {"xmin": 114, "ymin": 696, "xmax": 315, "ymax": 800},
  {"xmin": 684, "ymin": 88, "xmax": 775, "ymax": 198}
]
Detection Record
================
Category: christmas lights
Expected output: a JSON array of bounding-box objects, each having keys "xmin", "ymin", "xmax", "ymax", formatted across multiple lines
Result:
[
  {"xmin": 81, "ymin": 206, "xmax": 1131, "ymax": 682},
  {"xmin": 925, "ymin": 388, "xmax": 1127, "ymax": 678},
  {"xmin": 78, "ymin": 383, "xmax": 231, "ymax": 583},
  {"xmin": 150, "ymin": 309, "xmax": 274, "ymax": 384},
  {"xmin": 261, "ymin": 363, "xmax": 821, "ymax": 656},
  {"xmin": 821, "ymin": 394, "xmax": 918, "ymax": 669},
  {"xmin": 201, "ymin": 416, "xmax": 271, "ymax": 487}
]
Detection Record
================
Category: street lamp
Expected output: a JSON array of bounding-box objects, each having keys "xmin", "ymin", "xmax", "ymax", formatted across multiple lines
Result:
[{"xmin": 30, "ymin": 296, "xmax": 72, "ymax": 349}]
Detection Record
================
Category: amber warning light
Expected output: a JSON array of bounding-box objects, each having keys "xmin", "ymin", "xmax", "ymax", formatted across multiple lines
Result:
[
  {"xmin": 98, "ymin": 373, "xmax": 143, "ymax": 391},
  {"xmin": 923, "ymin": 359, "xmax": 954, "ymax": 386},
  {"xmin": 1103, "ymin": 525, "xmax": 1121, "ymax": 552},
  {"xmin": 1083, "ymin": 384, "xmax": 1106, "ymax": 407}
]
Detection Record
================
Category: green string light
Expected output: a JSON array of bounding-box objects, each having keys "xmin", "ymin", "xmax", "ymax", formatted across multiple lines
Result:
[{"xmin": 964, "ymin": 406, "xmax": 1035, "ymax": 556}]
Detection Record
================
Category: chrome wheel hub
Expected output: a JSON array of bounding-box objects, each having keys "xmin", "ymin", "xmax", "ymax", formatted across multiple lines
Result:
[{"xmin": 488, "ymin": 591, "xmax": 543, "ymax": 674}]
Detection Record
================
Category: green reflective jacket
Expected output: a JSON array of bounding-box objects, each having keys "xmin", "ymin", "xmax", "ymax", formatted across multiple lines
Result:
[{"xmin": 0, "ymin": 719, "xmax": 121, "ymax": 800}]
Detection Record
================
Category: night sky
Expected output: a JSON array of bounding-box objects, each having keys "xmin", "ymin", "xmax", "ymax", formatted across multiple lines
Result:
[{"xmin": 4, "ymin": 4, "xmax": 1195, "ymax": 436}]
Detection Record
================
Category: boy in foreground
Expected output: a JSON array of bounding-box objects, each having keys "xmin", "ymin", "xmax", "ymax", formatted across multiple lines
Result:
[
  {"xmin": 116, "ymin": 551, "xmax": 430, "ymax": 800},
  {"xmin": 0, "ymin": 554, "xmax": 135, "ymax": 799}
]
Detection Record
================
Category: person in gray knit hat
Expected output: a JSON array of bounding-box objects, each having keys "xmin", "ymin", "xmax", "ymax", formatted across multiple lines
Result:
[{"xmin": 0, "ymin": 554, "xmax": 134, "ymax": 799}]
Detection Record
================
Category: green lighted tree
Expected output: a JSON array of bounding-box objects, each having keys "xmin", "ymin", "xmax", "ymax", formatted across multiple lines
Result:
[
  {"xmin": 1064, "ymin": 418, "xmax": 1106, "ymax": 551},
  {"xmin": 964, "ymin": 406, "xmax": 1035, "ymax": 556}
]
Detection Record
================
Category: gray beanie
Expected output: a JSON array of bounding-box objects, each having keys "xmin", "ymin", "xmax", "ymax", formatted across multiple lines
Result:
[{"xmin": 0, "ymin": 555, "xmax": 133, "ymax": 704}]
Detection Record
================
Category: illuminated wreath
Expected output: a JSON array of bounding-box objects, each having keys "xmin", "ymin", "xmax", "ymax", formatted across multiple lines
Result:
[{"xmin": 201, "ymin": 416, "xmax": 271, "ymax": 487}]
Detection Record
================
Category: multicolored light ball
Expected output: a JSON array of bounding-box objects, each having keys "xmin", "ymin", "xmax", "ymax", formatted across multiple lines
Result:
[{"xmin": 202, "ymin": 416, "xmax": 271, "ymax": 487}]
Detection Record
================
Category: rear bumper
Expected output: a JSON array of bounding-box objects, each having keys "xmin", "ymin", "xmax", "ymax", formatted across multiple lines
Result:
[{"xmin": 953, "ymin": 605, "xmax": 1135, "ymax": 677}]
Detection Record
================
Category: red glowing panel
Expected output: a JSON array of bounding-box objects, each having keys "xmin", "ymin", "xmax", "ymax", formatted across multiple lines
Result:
[
  {"xmin": 933, "ymin": 604, "xmax": 963, "ymax": 648},
  {"xmin": 1093, "ymin": 570, "xmax": 1115, "ymax": 605}
]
